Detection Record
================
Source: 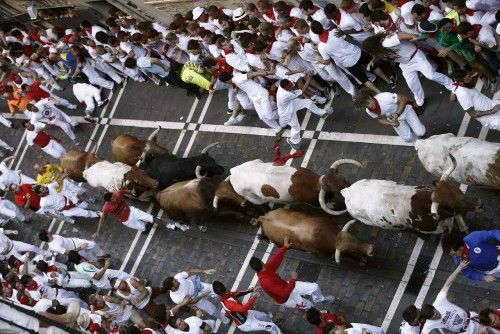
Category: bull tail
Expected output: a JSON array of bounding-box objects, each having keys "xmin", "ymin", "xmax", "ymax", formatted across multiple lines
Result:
[{"xmin": 334, "ymin": 219, "xmax": 356, "ymax": 264}]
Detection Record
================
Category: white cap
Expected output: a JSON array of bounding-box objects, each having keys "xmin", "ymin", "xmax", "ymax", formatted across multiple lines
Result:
[
  {"xmin": 225, "ymin": 53, "xmax": 251, "ymax": 72},
  {"xmin": 232, "ymin": 8, "xmax": 248, "ymax": 21},
  {"xmin": 192, "ymin": 6, "xmax": 205, "ymax": 20}
]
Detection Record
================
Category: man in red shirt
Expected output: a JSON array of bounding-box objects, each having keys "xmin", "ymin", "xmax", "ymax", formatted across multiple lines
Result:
[
  {"xmin": 93, "ymin": 189, "xmax": 157, "ymax": 238},
  {"xmin": 20, "ymin": 80, "xmax": 77, "ymax": 110},
  {"xmin": 249, "ymin": 236, "xmax": 334, "ymax": 310},
  {"xmin": 9, "ymin": 183, "xmax": 41, "ymax": 211},
  {"xmin": 212, "ymin": 281, "xmax": 283, "ymax": 333},
  {"xmin": 306, "ymin": 307, "xmax": 352, "ymax": 334}
]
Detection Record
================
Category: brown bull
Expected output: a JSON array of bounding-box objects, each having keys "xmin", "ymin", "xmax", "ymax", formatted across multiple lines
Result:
[
  {"xmin": 259, "ymin": 208, "xmax": 374, "ymax": 264},
  {"xmin": 111, "ymin": 127, "xmax": 168, "ymax": 165},
  {"xmin": 60, "ymin": 150, "xmax": 103, "ymax": 182}
]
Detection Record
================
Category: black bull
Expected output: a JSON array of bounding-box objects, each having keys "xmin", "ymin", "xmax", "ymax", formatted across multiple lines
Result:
[{"xmin": 145, "ymin": 153, "xmax": 225, "ymax": 189}]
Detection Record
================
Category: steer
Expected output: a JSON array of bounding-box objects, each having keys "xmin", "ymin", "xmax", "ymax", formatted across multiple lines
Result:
[
  {"xmin": 415, "ymin": 133, "xmax": 500, "ymax": 189},
  {"xmin": 111, "ymin": 127, "xmax": 168, "ymax": 165},
  {"xmin": 138, "ymin": 142, "xmax": 224, "ymax": 189},
  {"xmin": 258, "ymin": 208, "xmax": 374, "ymax": 264},
  {"xmin": 320, "ymin": 157, "xmax": 482, "ymax": 234},
  {"xmin": 222, "ymin": 159, "xmax": 362, "ymax": 210},
  {"xmin": 156, "ymin": 175, "xmax": 266, "ymax": 226},
  {"xmin": 61, "ymin": 150, "xmax": 159, "ymax": 200}
]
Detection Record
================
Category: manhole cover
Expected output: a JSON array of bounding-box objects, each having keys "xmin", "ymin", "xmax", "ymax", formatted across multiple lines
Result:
[{"xmin": 404, "ymin": 255, "xmax": 432, "ymax": 295}]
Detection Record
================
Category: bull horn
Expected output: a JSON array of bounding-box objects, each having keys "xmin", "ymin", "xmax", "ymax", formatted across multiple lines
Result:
[
  {"xmin": 195, "ymin": 165, "xmax": 206, "ymax": 179},
  {"xmin": 330, "ymin": 159, "xmax": 363, "ymax": 171},
  {"xmin": 334, "ymin": 220, "xmax": 356, "ymax": 263},
  {"xmin": 319, "ymin": 188, "xmax": 347, "ymax": 216},
  {"xmin": 431, "ymin": 202, "xmax": 439, "ymax": 220},
  {"xmin": 213, "ymin": 176, "xmax": 230, "ymax": 209},
  {"xmin": 201, "ymin": 142, "xmax": 219, "ymax": 154},
  {"xmin": 147, "ymin": 126, "xmax": 161, "ymax": 141},
  {"xmin": 440, "ymin": 154, "xmax": 457, "ymax": 181},
  {"xmin": 1, "ymin": 156, "xmax": 14, "ymax": 164}
]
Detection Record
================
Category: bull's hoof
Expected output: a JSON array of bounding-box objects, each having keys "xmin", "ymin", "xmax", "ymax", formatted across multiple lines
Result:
[{"xmin": 249, "ymin": 218, "xmax": 259, "ymax": 226}]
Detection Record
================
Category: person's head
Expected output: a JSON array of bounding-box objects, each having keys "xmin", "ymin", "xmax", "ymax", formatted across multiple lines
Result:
[
  {"xmin": 212, "ymin": 281, "xmax": 227, "ymax": 296},
  {"xmin": 23, "ymin": 120, "xmax": 34, "ymax": 131},
  {"xmin": 341, "ymin": 0, "xmax": 358, "ymax": 13},
  {"xmin": 299, "ymin": 0, "xmax": 315, "ymax": 14},
  {"xmin": 452, "ymin": 0, "xmax": 467, "ymax": 13},
  {"xmin": 259, "ymin": 22, "xmax": 274, "ymax": 36},
  {"xmin": 117, "ymin": 30, "xmax": 129, "ymax": 42},
  {"xmin": 187, "ymin": 21, "xmax": 201, "ymax": 36},
  {"xmin": 402, "ymin": 305, "xmax": 421, "ymax": 325},
  {"xmin": 249, "ymin": 256, "xmax": 264, "ymax": 272},
  {"xmin": 456, "ymin": 21, "xmax": 473, "ymax": 37},
  {"xmin": 256, "ymin": 0, "xmax": 272, "ymax": 14},
  {"xmin": 310, "ymin": 20, "xmax": 324, "ymax": 35},
  {"xmin": 370, "ymin": 10, "xmax": 390, "ymax": 26},
  {"xmin": 420, "ymin": 304, "xmax": 439, "ymax": 320},
  {"xmin": 437, "ymin": 18, "xmax": 454, "ymax": 33},
  {"xmin": 246, "ymin": 3, "xmax": 260, "ymax": 18},
  {"xmin": 279, "ymin": 79, "xmax": 294, "ymax": 91},
  {"xmin": 123, "ymin": 57, "xmax": 137, "ymax": 69},
  {"xmin": 202, "ymin": 58, "xmax": 217, "ymax": 70},
  {"xmin": 88, "ymin": 293, "xmax": 104, "ymax": 308},
  {"xmin": 324, "ymin": 4, "xmax": 340, "ymax": 20},
  {"xmin": 33, "ymin": 184, "xmax": 49, "ymax": 196},
  {"xmin": 218, "ymin": 72, "xmax": 233, "ymax": 83},
  {"xmin": 368, "ymin": 0, "xmax": 385, "ymax": 11},
  {"xmin": 110, "ymin": 277, "xmax": 127, "ymax": 291},
  {"xmin": 294, "ymin": 18, "xmax": 310, "ymax": 34},
  {"xmin": 67, "ymin": 250, "xmax": 82, "ymax": 264},
  {"xmin": 119, "ymin": 325, "xmax": 141, "ymax": 334},
  {"xmin": 478, "ymin": 308, "xmax": 500, "ymax": 328},
  {"xmin": 441, "ymin": 230, "xmax": 465, "ymax": 256},
  {"xmin": 38, "ymin": 229, "xmax": 52, "ymax": 242},
  {"xmin": 162, "ymin": 276, "xmax": 180, "ymax": 292},
  {"xmin": 187, "ymin": 39, "xmax": 202, "ymax": 54},
  {"xmin": 8, "ymin": 183, "xmax": 20, "ymax": 192},
  {"xmin": 21, "ymin": 84, "xmax": 32, "ymax": 93},
  {"xmin": 1, "ymin": 282, "xmax": 13, "ymax": 298},
  {"xmin": 452, "ymin": 69, "xmax": 474, "ymax": 87},
  {"xmin": 306, "ymin": 307, "xmax": 322, "ymax": 325},
  {"xmin": 411, "ymin": 4, "xmax": 428, "ymax": 22},
  {"xmin": 277, "ymin": 14, "xmax": 294, "ymax": 29},
  {"xmin": 168, "ymin": 316, "xmax": 187, "ymax": 330},
  {"xmin": 137, "ymin": 21, "xmax": 153, "ymax": 33},
  {"xmin": 25, "ymin": 103, "xmax": 38, "ymax": 112},
  {"xmin": 35, "ymin": 260, "xmax": 49, "ymax": 273},
  {"xmin": 103, "ymin": 192, "xmax": 115, "ymax": 202},
  {"xmin": 353, "ymin": 87, "xmax": 376, "ymax": 110},
  {"xmin": 496, "ymin": 10, "xmax": 500, "ymax": 23},
  {"xmin": 20, "ymin": 274, "xmax": 34, "ymax": 287},
  {"xmin": 165, "ymin": 32, "xmax": 179, "ymax": 45}
]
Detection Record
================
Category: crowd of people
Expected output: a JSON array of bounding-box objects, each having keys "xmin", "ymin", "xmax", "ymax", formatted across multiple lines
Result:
[{"xmin": 0, "ymin": 0, "xmax": 498, "ymax": 333}]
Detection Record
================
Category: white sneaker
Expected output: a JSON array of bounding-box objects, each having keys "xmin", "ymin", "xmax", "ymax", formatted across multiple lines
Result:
[
  {"xmin": 166, "ymin": 223, "xmax": 176, "ymax": 230},
  {"xmin": 321, "ymin": 107, "xmax": 334, "ymax": 119},
  {"xmin": 311, "ymin": 94, "xmax": 327, "ymax": 104},
  {"xmin": 235, "ymin": 113, "xmax": 246, "ymax": 122},
  {"xmin": 68, "ymin": 104, "xmax": 77, "ymax": 109},
  {"xmin": 224, "ymin": 116, "xmax": 239, "ymax": 125},
  {"xmin": 319, "ymin": 295, "xmax": 336, "ymax": 303}
]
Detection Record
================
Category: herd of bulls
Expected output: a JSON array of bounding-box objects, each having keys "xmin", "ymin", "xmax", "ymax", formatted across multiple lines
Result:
[{"xmin": 59, "ymin": 128, "xmax": 500, "ymax": 264}]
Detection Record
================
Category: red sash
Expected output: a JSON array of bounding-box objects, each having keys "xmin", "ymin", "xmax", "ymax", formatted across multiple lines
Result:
[
  {"xmin": 273, "ymin": 143, "xmax": 304, "ymax": 165},
  {"xmin": 33, "ymin": 131, "xmax": 51, "ymax": 148},
  {"xmin": 368, "ymin": 98, "xmax": 382, "ymax": 115}
]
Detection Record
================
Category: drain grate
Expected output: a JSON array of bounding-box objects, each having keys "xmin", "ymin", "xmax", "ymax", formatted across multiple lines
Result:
[
  {"xmin": 404, "ymin": 255, "xmax": 432, "ymax": 295},
  {"xmin": 296, "ymin": 261, "xmax": 322, "ymax": 282}
]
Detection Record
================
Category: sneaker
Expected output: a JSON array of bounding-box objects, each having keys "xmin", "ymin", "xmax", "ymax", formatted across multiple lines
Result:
[
  {"xmin": 87, "ymin": 196, "xmax": 96, "ymax": 204},
  {"xmin": 175, "ymin": 222, "xmax": 189, "ymax": 231},
  {"xmin": 286, "ymin": 138, "xmax": 301, "ymax": 150},
  {"xmin": 226, "ymin": 109, "xmax": 233, "ymax": 115},
  {"xmin": 321, "ymin": 87, "xmax": 330, "ymax": 100},
  {"xmin": 311, "ymin": 94, "xmax": 327, "ymax": 104},
  {"xmin": 166, "ymin": 222, "xmax": 176, "ymax": 230},
  {"xmin": 68, "ymin": 104, "xmax": 77, "ymax": 109},
  {"xmin": 319, "ymin": 295, "xmax": 336, "ymax": 303},
  {"xmin": 150, "ymin": 75, "xmax": 161, "ymax": 86},
  {"xmin": 195, "ymin": 89, "xmax": 204, "ymax": 100},
  {"xmin": 84, "ymin": 115, "xmax": 98, "ymax": 123},
  {"xmin": 142, "ymin": 222, "xmax": 153, "ymax": 234},
  {"xmin": 235, "ymin": 113, "xmax": 246, "ymax": 122},
  {"xmin": 97, "ymin": 99, "xmax": 109, "ymax": 108},
  {"xmin": 321, "ymin": 107, "xmax": 334, "ymax": 119},
  {"xmin": 389, "ymin": 70, "xmax": 398, "ymax": 84},
  {"xmin": 224, "ymin": 116, "xmax": 239, "ymax": 126}
]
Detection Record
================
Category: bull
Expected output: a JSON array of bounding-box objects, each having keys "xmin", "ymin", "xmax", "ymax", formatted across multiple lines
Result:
[
  {"xmin": 258, "ymin": 208, "xmax": 374, "ymax": 264},
  {"xmin": 320, "ymin": 156, "xmax": 482, "ymax": 234},
  {"xmin": 156, "ymin": 175, "xmax": 265, "ymax": 226},
  {"xmin": 415, "ymin": 133, "xmax": 500, "ymax": 189},
  {"xmin": 60, "ymin": 150, "xmax": 159, "ymax": 200},
  {"xmin": 111, "ymin": 127, "xmax": 168, "ymax": 166},
  {"xmin": 219, "ymin": 159, "xmax": 362, "ymax": 210}
]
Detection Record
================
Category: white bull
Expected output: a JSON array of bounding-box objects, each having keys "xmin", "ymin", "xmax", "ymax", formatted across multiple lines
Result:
[
  {"xmin": 415, "ymin": 133, "xmax": 500, "ymax": 189},
  {"xmin": 83, "ymin": 161, "xmax": 131, "ymax": 192}
]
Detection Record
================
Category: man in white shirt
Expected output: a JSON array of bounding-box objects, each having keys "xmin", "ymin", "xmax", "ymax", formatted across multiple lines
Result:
[
  {"xmin": 324, "ymin": 4, "xmax": 373, "ymax": 44},
  {"xmin": 420, "ymin": 260, "xmax": 481, "ymax": 334},
  {"xmin": 72, "ymin": 82, "xmax": 108, "ymax": 123},
  {"xmin": 167, "ymin": 315, "xmax": 216, "ymax": 334},
  {"xmin": 162, "ymin": 268, "xmax": 229, "ymax": 324},
  {"xmin": 25, "ymin": 99, "xmax": 78, "ymax": 143},
  {"xmin": 33, "ymin": 182, "xmax": 100, "ymax": 223},
  {"xmin": 277, "ymin": 78, "xmax": 333, "ymax": 149},
  {"xmin": 38, "ymin": 229, "xmax": 106, "ymax": 260},
  {"xmin": 451, "ymin": 69, "xmax": 500, "ymax": 130},
  {"xmin": 299, "ymin": 0, "xmax": 332, "ymax": 29},
  {"xmin": 0, "ymin": 195, "xmax": 26, "ymax": 225},
  {"xmin": 399, "ymin": 305, "xmax": 423, "ymax": 334},
  {"xmin": 0, "ymin": 156, "xmax": 35, "ymax": 190},
  {"xmin": 23, "ymin": 121, "xmax": 66, "ymax": 159},
  {"xmin": 0, "ymin": 228, "xmax": 49, "ymax": 261},
  {"xmin": 354, "ymin": 88, "xmax": 426, "ymax": 142}
]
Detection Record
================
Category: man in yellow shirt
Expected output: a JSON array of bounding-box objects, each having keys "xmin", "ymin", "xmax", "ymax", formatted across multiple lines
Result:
[{"xmin": 35, "ymin": 163, "xmax": 93, "ymax": 202}]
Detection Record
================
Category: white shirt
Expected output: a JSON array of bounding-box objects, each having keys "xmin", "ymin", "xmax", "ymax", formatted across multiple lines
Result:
[
  {"xmin": 421, "ymin": 291, "xmax": 468, "ymax": 333},
  {"xmin": 38, "ymin": 182, "xmax": 66, "ymax": 214},
  {"xmin": 277, "ymin": 86, "xmax": 302, "ymax": 120},
  {"xmin": 0, "ymin": 229, "xmax": 13, "ymax": 254},
  {"xmin": 232, "ymin": 72, "xmax": 268, "ymax": 101},
  {"xmin": 31, "ymin": 99, "xmax": 64, "ymax": 123},
  {"xmin": 317, "ymin": 30, "xmax": 361, "ymax": 68},
  {"xmin": 382, "ymin": 33, "xmax": 418, "ymax": 64},
  {"xmin": 476, "ymin": 24, "xmax": 497, "ymax": 48},
  {"xmin": 399, "ymin": 321, "xmax": 420, "ymax": 334},
  {"xmin": 366, "ymin": 92, "xmax": 399, "ymax": 118},
  {"xmin": 48, "ymin": 235, "xmax": 88, "ymax": 254},
  {"xmin": 183, "ymin": 316, "xmax": 206, "ymax": 334},
  {"xmin": 169, "ymin": 271, "xmax": 195, "ymax": 304},
  {"xmin": 453, "ymin": 84, "xmax": 499, "ymax": 111},
  {"xmin": 331, "ymin": 8, "xmax": 363, "ymax": 32},
  {"xmin": 311, "ymin": 7, "xmax": 332, "ymax": 29},
  {"xmin": 25, "ymin": 123, "xmax": 47, "ymax": 147},
  {"xmin": 0, "ymin": 162, "xmax": 22, "ymax": 189}
]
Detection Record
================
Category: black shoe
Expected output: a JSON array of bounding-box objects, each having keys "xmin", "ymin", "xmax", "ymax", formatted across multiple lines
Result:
[
  {"xmin": 195, "ymin": 89, "xmax": 204, "ymax": 100},
  {"xmin": 142, "ymin": 222, "xmax": 153, "ymax": 234}
]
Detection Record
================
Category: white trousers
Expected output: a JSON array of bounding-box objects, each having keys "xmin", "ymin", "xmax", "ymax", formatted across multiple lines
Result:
[
  {"xmin": 123, "ymin": 206, "xmax": 153, "ymax": 231},
  {"xmin": 0, "ymin": 138, "xmax": 13, "ymax": 151},
  {"xmin": 476, "ymin": 107, "xmax": 500, "ymax": 131},
  {"xmin": 62, "ymin": 179, "xmax": 86, "ymax": 196},
  {"xmin": 72, "ymin": 83, "xmax": 102, "ymax": 115},
  {"xmin": 348, "ymin": 323, "xmax": 385, "ymax": 334},
  {"xmin": 41, "ymin": 140, "xmax": 66, "ymax": 159},
  {"xmin": 399, "ymin": 50, "xmax": 453, "ymax": 106},
  {"xmin": 252, "ymin": 94, "xmax": 281, "ymax": 132},
  {"xmin": 50, "ymin": 94, "xmax": 74, "ymax": 108},
  {"xmin": 60, "ymin": 201, "xmax": 99, "ymax": 219},
  {"xmin": 282, "ymin": 281, "xmax": 326, "ymax": 310},
  {"xmin": 213, "ymin": 80, "xmax": 236, "ymax": 110},
  {"xmin": 0, "ymin": 113, "xmax": 12, "ymax": 128},
  {"xmin": 95, "ymin": 60, "xmax": 123, "ymax": 84},
  {"xmin": 61, "ymin": 274, "xmax": 92, "ymax": 289},
  {"xmin": 82, "ymin": 64, "xmax": 114, "ymax": 90},
  {"xmin": 238, "ymin": 310, "xmax": 283, "ymax": 334},
  {"xmin": 46, "ymin": 118, "xmax": 76, "ymax": 141},
  {"xmin": 0, "ymin": 198, "xmax": 26, "ymax": 224},
  {"xmin": 322, "ymin": 63, "xmax": 356, "ymax": 96},
  {"xmin": 279, "ymin": 98, "xmax": 328, "ymax": 144},
  {"xmin": 393, "ymin": 105, "xmax": 426, "ymax": 142},
  {"xmin": 78, "ymin": 240, "xmax": 103, "ymax": 260},
  {"xmin": 2, "ymin": 240, "xmax": 48, "ymax": 261}
]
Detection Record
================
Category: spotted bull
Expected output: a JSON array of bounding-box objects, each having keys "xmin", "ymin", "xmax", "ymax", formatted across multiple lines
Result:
[
  {"xmin": 60, "ymin": 150, "xmax": 158, "ymax": 200},
  {"xmin": 111, "ymin": 127, "xmax": 168, "ymax": 166},
  {"xmin": 415, "ymin": 133, "xmax": 500, "ymax": 189},
  {"xmin": 259, "ymin": 208, "xmax": 374, "ymax": 264},
  {"xmin": 321, "ymin": 157, "xmax": 482, "ymax": 234},
  {"xmin": 221, "ymin": 159, "xmax": 362, "ymax": 210}
]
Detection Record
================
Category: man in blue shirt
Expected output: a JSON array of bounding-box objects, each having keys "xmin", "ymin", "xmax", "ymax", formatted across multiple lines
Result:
[{"xmin": 442, "ymin": 229, "xmax": 500, "ymax": 282}]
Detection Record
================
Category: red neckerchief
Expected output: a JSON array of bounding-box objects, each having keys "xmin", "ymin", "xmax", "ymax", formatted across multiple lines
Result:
[
  {"xmin": 368, "ymin": 98, "xmax": 382, "ymax": 114},
  {"xmin": 273, "ymin": 143, "xmax": 304, "ymax": 164},
  {"xmin": 461, "ymin": 243, "xmax": 470, "ymax": 261},
  {"xmin": 120, "ymin": 281, "xmax": 131, "ymax": 293},
  {"xmin": 266, "ymin": 42, "xmax": 274, "ymax": 53},
  {"xmin": 245, "ymin": 49, "xmax": 257, "ymax": 54},
  {"xmin": 397, "ymin": 0, "xmax": 411, "ymax": 7},
  {"xmin": 311, "ymin": 6, "xmax": 320, "ymax": 15},
  {"xmin": 342, "ymin": 3, "xmax": 356, "ymax": 11},
  {"xmin": 319, "ymin": 30, "xmax": 329, "ymax": 42},
  {"xmin": 19, "ymin": 294, "xmax": 36, "ymax": 306},
  {"xmin": 384, "ymin": 15, "xmax": 397, "ymax": 32},
  {"xmin": 452, "ymin": 81, "xmax": 465, "ymax": 92},
  {"xmin": 332, "ymin": 11, "xmax": 342, "ymax": 25},
  {"xmin": 494, "ymin": 310, "xmax": 500, "ymax": 329},
  {"xmin": 290, "ymin": 16, "xmax": 297, "ymax": 27},
  {"xmin": 223, "ymin": 49, "xmax": 234, "ymax": 55},
  {"xmin": 465, "ymin": 8, "xmax": 476, "ymax": 16},
  {"xmin": 296, "ymin": 36, "xmax": 305, "ymax": 45},
  {"xmin": 26, "ymin": 281, "xmax": 38, "ymax": 291},
  {"xmin": 84, "ymin": 27, "xmax": 92, "ymax": 36},
  {"xmin": 265, "ymin": 7, "xmax": 276, "ymax": 21},
  {"xmin": 47, "ymin": 265, "xmax": 58, "ymax": 272},
  {"xmin": 470, "ymin": 24, "xmax": 481, "ymax": 39}
]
